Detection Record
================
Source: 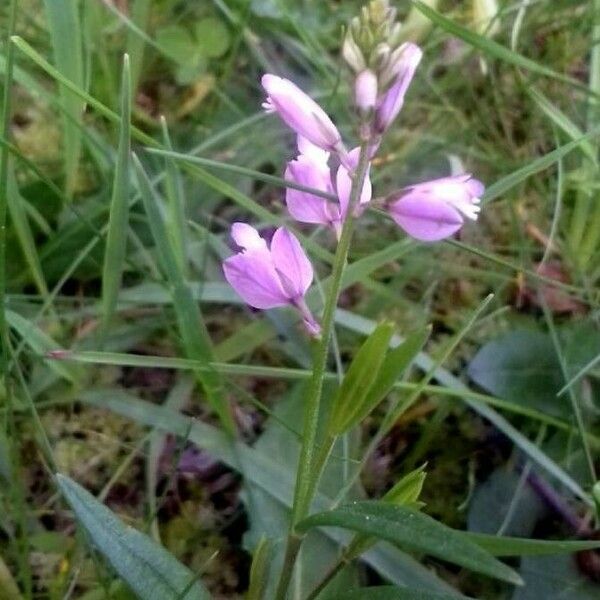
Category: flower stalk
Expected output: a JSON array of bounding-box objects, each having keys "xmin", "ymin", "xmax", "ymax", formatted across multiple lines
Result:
[{"xmin": 274, "ymin": 141, "xmax": 371, "ymax": 599}]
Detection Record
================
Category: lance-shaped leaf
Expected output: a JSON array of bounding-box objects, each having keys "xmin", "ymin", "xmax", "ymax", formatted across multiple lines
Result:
[
  {"xmin": 360, "ymin": 326, "xmax": 431, "ymax": 417},
  {"xmin": 329, "ymin": 324, "xmax": 430, "ymax": 435},
  {"xmin": 328, "ymin": 322, "xmax": 394, "ymax": 435},
  {"xmin": 466, "ymin": 533, "xmax": 600, "ymax": 557},
  {"xmin": 346, "ymin": 465, "xmax": 427, "ymax": 559},
  {"xmin": 297, "ymin": 501, "xmax": 522, "ymax": 585},
  {"xmin": 56, "ymin": 474, "xmax": 210, "ymax": 600}
]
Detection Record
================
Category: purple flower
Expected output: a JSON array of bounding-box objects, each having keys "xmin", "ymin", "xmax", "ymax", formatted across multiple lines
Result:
[
  {"xmin": 222, "ymin": 223, "xmax": 320, "ymax": 335},
  {"xmin": 375, "ymin": 43, "xmax": 423, "ymax": 134},
  {"xmin": 285, "ymin": 142, "xmax": 372, "ymax": 237},
  {"xmin": 262, "ymin": 74, "xmax": 342, "ymax": 153},
  {"xmin": 387, "ymin": 174, "xmax": 484, "ymax": 242}
]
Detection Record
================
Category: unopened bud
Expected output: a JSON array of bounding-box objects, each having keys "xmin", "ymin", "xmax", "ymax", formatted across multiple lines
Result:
[
  {"xmin": 354, "ymin": 69, "xmax": 378, "ymax": 112},
  {"xmin": 373, "ymin": 43, "xmax": 391, "ymax": 71},
  {"xmin": 342, "ymin": 31, "xmax": 366, "ymax": 73}
]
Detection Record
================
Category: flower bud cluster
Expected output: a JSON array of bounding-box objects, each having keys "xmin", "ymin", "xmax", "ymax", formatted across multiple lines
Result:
[{"xmin": 344, "ymin": 1, "xmax": 424, "ymax": 139}]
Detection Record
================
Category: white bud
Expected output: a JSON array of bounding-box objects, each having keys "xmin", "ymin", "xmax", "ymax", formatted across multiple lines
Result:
[{"xmin": 342, "ymin": 32, "xmax": 366, "ymax": 73}]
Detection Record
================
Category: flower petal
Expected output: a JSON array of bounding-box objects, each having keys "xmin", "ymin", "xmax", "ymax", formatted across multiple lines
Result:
[
  {"xmin": 223, "ymin": 251, "xmax": 289, "ymax": 309},
  {"xmin": 285, "ymin": 155, "xmax": 337, "ymax": 226},
  {"xmin": 375, "ymin": 43, "xmax": 422, "ymax": 133},
  {"xmin": 389, "ymin": 194, "xmax": 464, "ymax": 242},
  {"xmin": 231, "ymin": 222, "xmax": 267, "ymax": 251},
  {"xmin": 270, "ymin": 228, "xmax": 313, "ymax": 298},
  {"xmin": 297, "ymin": 135, "xmax": 330, "ymax": 163},
  {"xmin": 261, "ymin": 74, "xmax": 341, "ymax": 151}
]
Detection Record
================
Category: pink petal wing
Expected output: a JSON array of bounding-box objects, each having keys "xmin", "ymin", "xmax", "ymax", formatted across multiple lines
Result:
[
  {"xmin": 270, "ymin": 228, "xmax": 313, "ymax": 298},
  {"xmin": 223, "ymin": 252, "xmax": 288, "ymax": 309},
  {"xmin": 297, "ymin": 135, "xmax": 330, "ymax": 163},
  {"xmin": 286, "ymin": 186, "xmax": 335, "ymax": 225},
  {"xmin": 285, "ymin": 158, "xmax": 336, "ymax": 226},
  {"xmin": 231, "ymin": 222, "xmax": 267, "ymax": 251},
  {"xmin": 389, "ymin": 194, "xmax": 464, "ymax": 242}
]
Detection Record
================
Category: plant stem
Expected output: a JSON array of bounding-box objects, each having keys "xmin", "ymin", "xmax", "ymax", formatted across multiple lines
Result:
[{"xmin": 273, "ymin": 143, "xmax": 371, "ymax": 600}]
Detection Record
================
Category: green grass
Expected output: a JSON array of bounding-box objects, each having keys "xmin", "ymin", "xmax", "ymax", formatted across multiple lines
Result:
[{"xmin": 0, "ymin": 1, "xmax": 599, "ymax": 598}]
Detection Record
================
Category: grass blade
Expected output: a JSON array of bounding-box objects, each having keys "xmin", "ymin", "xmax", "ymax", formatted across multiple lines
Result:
[
  {"xmin": 466, "ymin": 533, "xmax": 600, "ymax": 557},
  {"xmin": 42, "ymin": 0, "xmax": 85, "ymax": 196},
  {"xmin": 101, "ymin": 54, "xmax": 131, "ymax": 335},
  {"xmin": 132, "ymin": 154, "xmax": 233, "ymax": 431},
  {"xmin": 412, "ymin": 0, "xmax": 586, "ymax": 91},
  {"xmin": 483, "ymin": 129, "xmax": 600, "ymax": 203},
  {"xmin": 159, "ymin": 118, "xmax": 189, "ymax": 276},
  {"xmin": 126, "ymin": 0, "xmax": 152, "ymax": 93},
  {"xmin": 7, "ymin": 168, "xmax": 49, "ymax": 297}
]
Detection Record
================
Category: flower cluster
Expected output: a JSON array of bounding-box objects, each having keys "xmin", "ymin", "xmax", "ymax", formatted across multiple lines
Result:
[{"xmin": 223, "ymin": 2, "xmax": 484, "ymax": 334}]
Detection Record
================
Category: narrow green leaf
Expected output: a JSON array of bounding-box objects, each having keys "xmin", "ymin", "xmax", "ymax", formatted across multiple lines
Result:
[
  {"xmin": 383, "ymin": 465, "xmax": 427, "ymax": 507},
  {"xmin": 7, "ymin": 168, "xmax": 49, "ymax": 297},
  {"xmin": 329, "ymin": 587, "xmax": 465, "ymax": 600},
  {"xmin": 160, "ymin": 118, "xmax": 189, "ymax": 276},
  {"xmin": 246, "ymin": 537, "xmax": 273, "ymax": 600},
  {"xmin": 334, "ymin": 310, "xmax": 593, "ymax": 506},
  {"xmin": 132, "ymin": 155, "xmax": 232, "ymax": 431},
  {"xmin": 43, "ymin": 0, "xmax": 85, "ymax": 195},
  {"xmin": 345, "ymin": 466, "xmax": 428, "ymax": 560},
  {"xmin": 329, "ymin": 322, "xmax": 395, "ymax": 434},
  {"xmin": 56, "ymin": 474, "xmax": 210, "ymax": 599},
  {"xmin": 483, "ymin": 128, "xmax": 600, "ymax": 203},
  {"xmin": 297, "ymin": 501, "xmax": 522, "ymax": 585},
  {"xmin": 0, "ymin": 553, "xmax": 22, "ymax": 600},
  {"xmin": 527, "ymin": 86, "xmax": 597, "ymax": 165},
  {"xmin": 360, "ymin": 326, "xmax": 431, "ymax": 420},
  {"xmin": 101, "ymin": 54, "xmax": 131, "ymax": 334},
  {"xmin": 466, "ymin": 532, "xmax": 600, "ymax": 557},
  {"xmin": 126, "ymin": 0, "xmax": 152, "ymax": 93},
  {"xmin": 146, "ymin": 147, "xmax": 338, "ymax": 202}
]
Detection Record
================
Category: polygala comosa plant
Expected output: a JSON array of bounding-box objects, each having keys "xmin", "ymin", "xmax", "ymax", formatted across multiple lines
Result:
[{"xmin": 221, "ymin": 1, "xmax": 492, "ymax": 597}]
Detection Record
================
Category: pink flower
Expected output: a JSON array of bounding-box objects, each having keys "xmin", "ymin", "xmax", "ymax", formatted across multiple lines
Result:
[
  {"xmin": 222, "ymin": 223, "xmax": 320, "ymax": 335},
  {"xmin": 285, "ymin": 143, "xmax": 371, "ymax": 237},
  {"xmin": 387, "ymin": 174, "xmax": 484, "ymax": 242},
  {"xmin": 354, "ymin": 69, "xmax": 378, "ymax": 112},
  {"xmin": 262, "ymin": 74, "xmax": 342, "ymax": 152},
  {"xmin": 375, "ymin": 43, "xmax": 423, "ymax": 134}
]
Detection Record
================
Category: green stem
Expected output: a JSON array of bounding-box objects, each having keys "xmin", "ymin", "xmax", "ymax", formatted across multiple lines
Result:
[{"xmin": 273, "ymin": 143, "xmax": 371, "ymax": 600}]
